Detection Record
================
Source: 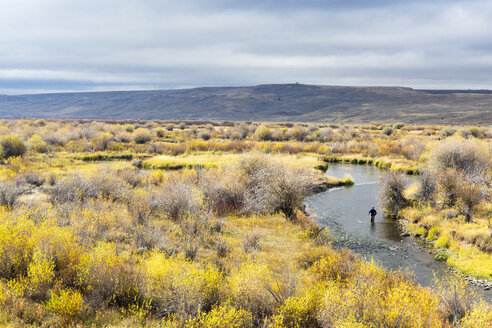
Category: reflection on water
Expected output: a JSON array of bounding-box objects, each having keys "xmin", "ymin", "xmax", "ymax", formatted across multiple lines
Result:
[{"xmin": 305, "ymin": 164, "xmax": 490, "ymax": 299}]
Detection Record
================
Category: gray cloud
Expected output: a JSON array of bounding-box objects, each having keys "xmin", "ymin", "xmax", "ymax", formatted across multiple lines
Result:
[{"xmin": 0, "ymin": 0, "xmax": 491, "ymax": 94}]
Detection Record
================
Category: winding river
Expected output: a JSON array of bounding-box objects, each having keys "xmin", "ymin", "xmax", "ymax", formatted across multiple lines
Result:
[{"xmin": 305, "ymin": 164, "xmax": 491, "ymax": 299}]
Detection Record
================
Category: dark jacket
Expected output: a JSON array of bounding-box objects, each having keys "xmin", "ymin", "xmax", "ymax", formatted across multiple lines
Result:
[{"xmin": 369, "ymin": 208, "xmax": 377, "ymax": 216}]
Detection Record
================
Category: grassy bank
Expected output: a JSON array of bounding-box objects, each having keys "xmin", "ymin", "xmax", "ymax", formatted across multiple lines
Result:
[
  {"xmin": 400, "ymin": 204, "xmax": 492, "ymax": 280},
  {"xmin": 142, "ymin": 153, "xmax": 328, "ymax": 171}
]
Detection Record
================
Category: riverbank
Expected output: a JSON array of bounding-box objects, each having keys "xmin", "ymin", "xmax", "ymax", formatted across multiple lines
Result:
[{"xmin": 399, "ymin": 205, "xmax": 492, "ymax": 283}]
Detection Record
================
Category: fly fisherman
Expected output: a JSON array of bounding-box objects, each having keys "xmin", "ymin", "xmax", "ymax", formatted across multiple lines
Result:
[{"xmin": 369, "ymin": 206, "xmax": 377, "ymax": 222}]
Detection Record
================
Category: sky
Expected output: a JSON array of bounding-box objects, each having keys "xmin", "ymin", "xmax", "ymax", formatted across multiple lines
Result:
[{"xmin": 1, "ymin": 0, "xmax": 492, "ymax": 94}]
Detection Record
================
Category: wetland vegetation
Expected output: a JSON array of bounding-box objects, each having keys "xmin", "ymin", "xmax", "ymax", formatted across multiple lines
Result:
[{"xmin": 0, "ymin": 119, "xmax": 490, "ymax": 327}]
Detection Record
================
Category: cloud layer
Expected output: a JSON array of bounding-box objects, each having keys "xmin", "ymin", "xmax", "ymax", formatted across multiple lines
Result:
[{"xmin": 1, "ymin": 0, "xmax": 491, "ymax": 94}]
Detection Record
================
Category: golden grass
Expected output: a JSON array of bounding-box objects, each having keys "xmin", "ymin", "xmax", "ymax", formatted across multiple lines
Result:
[
  {"xmin": 400, "ymin": 205, "xmax": 492, "ymax": 279},
  {"xmin": 143, "ymin": 152, "xmax": 325, "ymax": 170}
]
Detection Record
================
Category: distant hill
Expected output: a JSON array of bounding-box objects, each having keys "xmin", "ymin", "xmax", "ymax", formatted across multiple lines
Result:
[{"xmin": 1, "ymin": 84, "xmax": 491, "ymax": 124}]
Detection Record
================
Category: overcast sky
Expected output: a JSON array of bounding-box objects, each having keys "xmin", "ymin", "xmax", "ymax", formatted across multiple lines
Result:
[{"xmin": 1, "ymin": 0, "xmax": 492, "ymax": 94}]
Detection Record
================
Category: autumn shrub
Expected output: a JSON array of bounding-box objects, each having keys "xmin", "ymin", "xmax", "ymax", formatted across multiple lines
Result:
[
  {"xmin": 187, "ymin": 305, "xmax": 253, "ymax": 328},
  {"xmin": 440, "ymin": 128, "xmax": 456, "ymax": 138},
  {"xmin": 133, "ymin": 128, "xmax": 153, "ymax": 144},
  {"xmin": 271, "ymin": 286, "xmax": 325, "ymax": 328},
  {"xmin": 66, "ymin": 139, "xmax": 92, "ymax": 152},
  {"xmin": 148, "ymin": 142, "xmax": 165, "ymax": 154},
  {"xmin": 126, "ymin": 189, "xmax": 163, "ymax": 225},
  {"xmin": 0, "ymin": 134, "xmax": 26, "ymax": 158},
  {"xmin": 18, "ymin": 170, "xmax": 45, "ymax": 187},
  {"xmin": 44, "ymin": 288, "xmax": 84, "ymax": 321},
  {"xmin": 287, "ymin": 125, "xmax": 309, "ymax": 141},
  {"xmin": 76, "ymin": 243, "xmax": 144, "ymax": 308},
  {"xmin": 197, "ymin": 129, "xmax": 211, "ymax": 140},
  {"xmin": 145, "ymin": 252, "xmax": 222, "ymax": 318},
  {"xmin": 378, "ymin": 171, "xmax": 407, "ymax": 217},
  {"xmin": 436, "ymin": 169, "xmax": 461, "ymax": 207},
  {"xmin": 200, "ymin": 169, "xmax": 246, "ymax": 214},
  {"xmin": 43, "ymin": 132, "xmax": 67, "ymax": 146},
  {"xmin": 50, "ymin": 173, "xmax": 129, "ymax": 204},
  {"xmin": 25, "ymin": 250, "xmax": 56, "ymax": 300},
  {"xmin": 30, "ymin": 222, "xmax": 82, "ymax": 287},
  {"xmin": 91, "ymin": 132, "xmax": 113, "ymax": 151},
  {"xmin": 159, "ymin": 177, "xmax": 202, "ymax": 221},
  {"xmin": 254, "ymin": 125, "xmax": 272, "ymax": 141},
  {"xmin": 179, "ymin": 213, "xmax": 213, "ymax": 261},
  {"xmin": 243, "ymin": 230, "xmax": 261, "ymax": 253},
  {"xmin": 90, "ymin": 174, "xmax": 130, "ymax": 201},
  {"xmin": 429, "ymin": 138, "xmax": 491, "ymax": 219},
  {"xmin": 156, "ymin": 128, "xmax": 166, "ymax": 138},
  {"xmin": 431, "ymin": 138, "xmax": 490, "ymax": 182},
  {"xmin": 417, "ymin": 171, "xmax": 437, "ymax": 204},
  {"xmin": 382, "ymin": 126, "xmax": 393, "ymax": 136},
  {"xmin": 456, "ymin": 180, "xmax": 489, "ymax": 222},
  {"xmin": 296, "ymin": 247, "xmax": 333, "ymax": 269},
  {"xmin": 309, "ymin": 248, "xmax": 359, "ymax": 282},
  {"xmin": 436, "ymin": 276, "xmax": 478, "ymax": 325},
  {"xmin": 0, "ymin": 213, "xmax": 34, "ymax": 279},
  {"xmin": 27, "ymin": 134, "xmax": 49, "ymax": 153},
  {"xmin": 240, "ymin": 154, "xmax": 312, "ymax": 219},
  {"xmin": 460, "ymin": 301, "xmax": 492, "ymax": 328},
  {"xmin": 318, "ymin": 276, "xmax": 442, "ymax": 327},
  {"xmin": 318, "ymin": 127, "xmax": 333, "ymax": 142},
  {"xmin": 132, "ymin": 223, "xmax": 173, "ymax": 253},
  {"xmin": 0, "ymin": 181, "xmax": 25, "ymax": 207},
  {"xmin": 215, "ymin": 237, "xmax": 229, "ymax": 258},
  {"xmin": 114, "ymin": 167, "xmax": 144, "ymax": 188},
  {"xmin": 270, "ymin": 128, "xmax": 287, "ymax": 141},
  {"xmin": 68, "ymin": 201, "xmax": 130, "ymax": 243},
  {"xmin": 400, "ymin": 137, "xmax": 425, "ymax": 160},
  {"xmin": 227, "ymin": 261, "xmax": 276, "ymax": 320},
  {"xmin": 50, "ymin": 175, "xmax": 93, "ymax": 204}
]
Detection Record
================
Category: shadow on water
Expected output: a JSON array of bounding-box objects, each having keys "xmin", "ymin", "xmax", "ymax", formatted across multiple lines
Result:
[{"xmin": 305, "ymin": 163, "xmax": 491, "ymax": 300}]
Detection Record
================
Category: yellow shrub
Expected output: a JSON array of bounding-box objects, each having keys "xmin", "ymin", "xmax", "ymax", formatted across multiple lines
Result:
[
  {"xmin": 186, "ymin": 305, "xmax": 253, "ymax": 328},
  {"xmin": 271, "ymin": 285, "xmax": 325, "ymax": 328},
  {"xmin": 145, "ymin": 252, "xmax": 222, "ymax": 317},
  {"xmin": 31, "ymin": 222, "xmax": 82, "ymax": 286},
  {"xmin": 0, "ymin": 168, "xmax": 16, "ymax": 181},
  {"xmin": 186, "ymin": 139, "xmax": 209, "ymax": 152},
  {"xmin": 77, "ymin": 242, "xmax": 142, "ymax": 307},
  {"xmin": 0, "ymin": 212, "xmax": 35, "ymax": 278},
  {"xmin": 66, "ymin": 139, "xmax": 91, "ymax": 152},
  {"xmin": 308, "ymin": 248, "xmax": 359, "ymax": 282},
  {"xmin": 27, "ymin": 134, "xmax": 49, "ymax": 153},
  {"xmin": 226, "ymin": 260, "xmax": 275, "ymax": 318},
  {"xmin": 0, "ymin": 280, "xmax": 22, "ymax": 307},
  {"xmin": 296, "ymin": 247, "xmax": 333, "ymax": 269},
  {"xmin": 460, "ymin": 301, "xmax": 492, "ymax": 328},
  {"xmin": 7, "ymin": 156, "xmax": 25, "ymax": 173},
  {"xmin": 69, "ymin": 202, "xmax": 124, "ymax": 242},
  {"xmin": 27, "ymin": 250, "xmax": 55, "ymax": 299},
  {"xmin": 319, "ymin": 276, "xmax": 441, "ymax": 328},
  {"xmin": 44, "ymin": 289, "xmax": 84, "ymax": 319}
]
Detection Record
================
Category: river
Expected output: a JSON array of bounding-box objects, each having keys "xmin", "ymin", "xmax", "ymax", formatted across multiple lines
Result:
[{"xmin": 305, "ymin": 163, "xmax": 491, "ymax": 299}]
